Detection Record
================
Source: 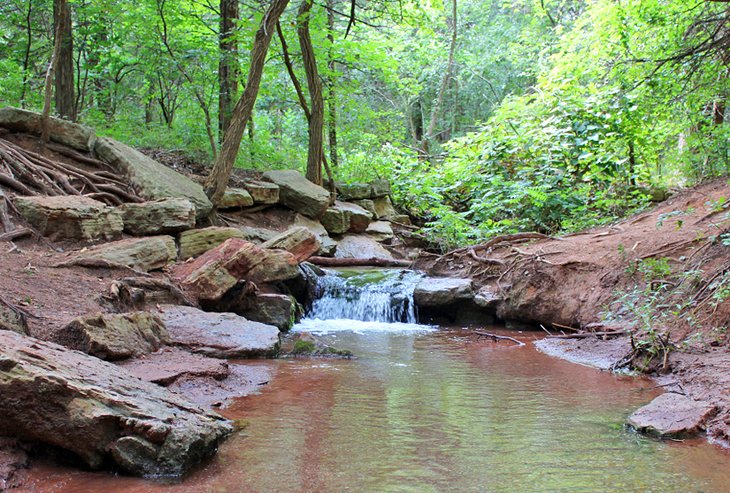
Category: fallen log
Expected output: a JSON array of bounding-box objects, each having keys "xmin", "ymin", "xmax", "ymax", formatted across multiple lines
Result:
[
  {"xmin": 474, "ymin": 330, "xmax": 526, "ymax": 346},
  {"xmin": 307, "ymin": 256, "xmax": 413, "ymax": 268},
  {"xmin": 546, "ymin": 330, "xmax": 628, "ymax": 339}
]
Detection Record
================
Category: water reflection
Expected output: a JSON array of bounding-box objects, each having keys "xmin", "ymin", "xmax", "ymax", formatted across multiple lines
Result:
[{"xmin": 21, "ymin": 328, "xmax": 730, "ymax": 493}]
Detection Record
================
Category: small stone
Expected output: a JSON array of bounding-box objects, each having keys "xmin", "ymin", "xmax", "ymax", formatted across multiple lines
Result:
[
  {"xmin": 243, "ymin": 181, "xmax": 279, "ymax": 205},
  {"xmin": 366, "ymin": 221, "xmax": 394, "ymax": 243},
  {"xmin": 218, "ymin": 188, "xmax": 254, "ymax": 209}
]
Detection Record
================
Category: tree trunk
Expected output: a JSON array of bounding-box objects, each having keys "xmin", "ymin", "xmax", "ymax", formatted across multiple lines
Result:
[
  {"xmin": 20, "ymin": 0, "xmax": 33, "ymax": 108},
  {"xmin": 326, "ymin": 0, "xmax": 339, "ymax": 168},
  {"xmin": 218, "ymin": 0, "xmax": 239, "ymax": 138},
  {"xmin": 298, "ymin": 0, "xmax": 324, "ymax": 186},
  {"xmin": 53, "ymin": 0, "xmax": 75, "ymax": 121},
  {"xmin": 205, "ymin": 0, "xmax": 290, "ymax": 205}
]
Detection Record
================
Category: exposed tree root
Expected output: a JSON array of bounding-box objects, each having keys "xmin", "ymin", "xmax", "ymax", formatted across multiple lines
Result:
[
  {"xmin": 51, "ymin": 258, "xmax": 151, "ymax": 277},
  {"xmin": 474, "ymin": 330, "xmax": 525, "ymax": 346}
]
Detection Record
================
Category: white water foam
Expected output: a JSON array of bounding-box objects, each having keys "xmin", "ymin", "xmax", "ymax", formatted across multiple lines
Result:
[{"xmin": 292, "ymin": 318, "xmax": 436, "ymax": 335}]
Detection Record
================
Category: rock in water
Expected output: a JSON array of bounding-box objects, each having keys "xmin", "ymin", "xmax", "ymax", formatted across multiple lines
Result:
[
  {"xmin": 171, "ymin": 238, "xmax": 299, "ymax": 302},
  {"xmin": 0, "ymin": 331, "xmax": 232, "ymax": 477},
  {"xmin": 15, "ymin": 195, "xmax": 123, "ymax": 242},
  {"xmin": 159, "ymin": 305, "xmax": 280, "ymax": 358},
  {"xmin": 627, "ymin": 393, "xmax": 717, "ymax": 439},
  {"xmin": 262, "ymin": 170, "xmax": 330, "ymax": 218},
  {"xmin": 261, "ymin": 226, "xmax": 320, "ymax": 262},
  {"xmin": 0, "ymin": 106, "xmax": 95, "ymax": 151},
  {"xmin": 335, "ymin": 234, "xmax": 394, "ymax": 260},
  {"xmin": 54, "ymin": 312, "xmax": 169, "ymax": 360},
  {"xmin": 178, "ymin": 226, "xmax": 246, "ymax": 260},
  {"xmin": 94, "ymin": 137, "xmax": 213, "ymax": 221},
  {"xmin": 414, "ymin": 277, "xmax": 473, "ymax": 306},
  {"xmin": 120, "ymin": 198, "xmax": 196, "ymax": 236}
]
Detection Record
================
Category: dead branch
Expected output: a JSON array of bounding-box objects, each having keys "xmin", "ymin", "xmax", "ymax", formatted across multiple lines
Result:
[{"xmin": 474, "ymin": 330, "xmax": 526, "ymax": 346}]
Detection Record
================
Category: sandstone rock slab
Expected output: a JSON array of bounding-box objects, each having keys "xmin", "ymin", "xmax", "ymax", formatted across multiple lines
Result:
[
  {"xmin": 0, "ymin": 331, "xmax": 232, "ymax": 477},
  {"xmin": 116, "ymin": 348, "xmax": 230, "ymax": 386},
  {"xmin": 336, "ymin": 181, "xmax": 372, "ymax": 201},
  {"xmin": 366, "ymin": 221, "xmax": 394, "ymax": 243},
  {"xmin": 15, "ymin": 195, "xmax": 123, "ymax": 242},
  {"xmin": 237, "ymin": 293, "xmax": 300, "ymax": 332},
  {"xmin": 414, "ymin": 277, "xmax": 473, "ymax": 307},
  {"xmin": 178, "ymin": 226, "xmax": 245, "ymax": 260},
  {"xmin": 72, "ymin": 236, "xmax": 177, "ymax": 272},
  {"xmin": 322, "ymin": 201, "xmax": 372, "ymax": 235},
  {"xmin": 262, "ymin": 170, "xmax": 329, "ymax": 218},
  {"xmin": 121, "ymin": 198, "xmax": 195, "ymax": 236},
  {"xmin": 373, "ymin": 195, "xmax": 397, "ymax": 218},
  {"xmin": 219, "ymin": 188, "xmax": 254, "ymax": 209},
  {"xmin": 0, "ymin": 107, "xmax": 95, "ymax": 151},
  {"xmin": 243, "ymin": 180, "xmax": 279, "ymax": 204},
  {"xmin": 172, "ymin": 238, "xmax": 299, "ymax": 302},
  {"xmin": 293, "ymin": 214, "xmax": 337, "ymax": 256},
  {"xmin": 159, "ymin": 305, "xmax": 280, "ymax": 358},
  {"xmin": 369, "ymin": 179, "xmax": 391, "ymax": 198},
  {"xmin": 627, "ymin": 393, "xmax": 717, "ymax": 439},
  {"xmin": 54, "ymin": 312, "xmax": 169, "ymax": 360},
  {"xmin": 95, "ymin": 137, "xmax": 212, "ymax": 220},
  {"xmin": 335, "ymin": 234, "xmax": 394, "ymax": 260},
  {"xmin": 261, "ymin": 226, "xmax": 320, "ymax": 262}
]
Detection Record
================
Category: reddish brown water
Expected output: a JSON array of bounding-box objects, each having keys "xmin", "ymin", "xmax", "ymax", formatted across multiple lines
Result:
[{"xmin": 20, "ymin": 327, "xmax": 730, "ymax": 493}]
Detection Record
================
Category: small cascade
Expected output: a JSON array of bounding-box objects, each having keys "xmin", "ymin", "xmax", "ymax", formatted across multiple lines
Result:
[{"xmin": 307, "ymin": 269, "xmax": 423, "ymax": 324}]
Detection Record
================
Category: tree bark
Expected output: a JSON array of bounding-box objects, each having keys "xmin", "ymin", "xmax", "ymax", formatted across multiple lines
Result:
[
  {"xmin": 218, "ymin": 0, "xmax": 239, "ymax": 137},
  {"xmin": 326, "ymin": 0, "xmax": 339, "ymax": 168},
  {"xmin": 53, "ymin": 0, "xmax": 75, "ymax": 121},
  {"xmin": 298, "ymin": 0, "xmax": 324, "ymax": 186},
  {"xmin": 20, "ymin": 0, "xmax": 33, "ymax": 109},
  {"xmin": 205, "ymin": 0, "xmax": 290, "ymax": 205}
]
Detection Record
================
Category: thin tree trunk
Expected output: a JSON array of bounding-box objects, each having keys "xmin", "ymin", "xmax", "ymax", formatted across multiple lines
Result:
[
  {"xmin": 53, "ymin": 0, "xmax": 75, "ymax": 121},
  {"xmin": 326, "ymin": 0, "xmax": 338, "ymax": 168},
  {"xmin": 41, "ymin": 17, "xmax": 65, "ymax": 143},
  {"xmin": 219, "ymin": 0, "xmax": 239, "ymax": 138},
  {"xmin": 421, "ymin": 0, "xmax": 457, "ymax": 156},
  {"xmin": 205, "ymin": 0, "xmax": 290, "ymax": 205},
  {"xmin": 298, "ymin": 0, "xmax": 324, "ymax": 186},
  {"xmin": 20, "ymin": 0, "xmax": 33, "ymax": 108}
]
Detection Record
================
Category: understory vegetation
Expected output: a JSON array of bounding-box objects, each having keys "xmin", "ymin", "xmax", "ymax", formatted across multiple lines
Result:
[{"xmin": 0, "ymin": 0, "xmax": 728, "ymax": 248}]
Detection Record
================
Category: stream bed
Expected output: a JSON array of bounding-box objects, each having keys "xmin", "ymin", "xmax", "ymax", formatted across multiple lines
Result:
[{"xmin": 21, "ymin": 269, "xmax": 730, "ymax": 492}]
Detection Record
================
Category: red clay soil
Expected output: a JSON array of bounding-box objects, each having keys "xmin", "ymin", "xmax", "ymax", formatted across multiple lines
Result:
[{"xmin": 418, "ymin": 177, "xmax": 730, "ymax": 446}]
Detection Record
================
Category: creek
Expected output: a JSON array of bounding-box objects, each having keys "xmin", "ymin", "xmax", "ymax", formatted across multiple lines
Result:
[{"xmin": 22, "ymin": 269, "xmax": 730, "ymax": 492}]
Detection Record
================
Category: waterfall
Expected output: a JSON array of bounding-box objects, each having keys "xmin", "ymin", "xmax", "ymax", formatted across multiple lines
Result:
[{"xmin": 307, "ymin": 269, "xmax": 423, "ymax": 324}]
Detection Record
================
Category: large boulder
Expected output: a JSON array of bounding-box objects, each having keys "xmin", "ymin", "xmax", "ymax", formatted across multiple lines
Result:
[
  {"xmin": 71, "ymin": 236, "xmax": 177, "ymax": 272},
  {"xmin": 414, "ymin": 277, "xmax": 473, "ymax": 307},
  {"xmin": 120, "ymin": 198, "xmax": 196, "ymax": 236},
  {"xmin": 335, "ymin": 234, "xmax": 394, "ymax": 260},
  {"xmin": 116, "ymin": 348, "xmax": 230, "ymax": 386},
  {"xmin": 178, "ymin": 226, "xmax": 245, "ymax": 260},
  {"xmin": 243, "ymin": 180, "xmax": 279, "ymax": 205},
  {"xmin": 171, "ymin": 238, "xmax": 299, "ymax": 302},
  {"xmin": 0, "ymin": 107, "xmax": 95, "ymax": 151},
  {"xmin": 94, "ymin": 137, "xmax": 213, "ymax": 220},
  {"xmin": 15, "ymin": 195, "xmax": 123, "ymax": 242},
  {"xmin": 218, "ymin": 188, "xmax": 254, "ymax": 209},
  {"xmin": 159, "ymin": 305, "xmax": 280, "ymax": 358},
  {"xmin": 627, "ymin": 393, "xmax": 718, "ymax": 439},
  {"xmin": 321, "ymin": 201, "xmax": 372, "ymax": 235},
  {"xmin": 261, "ymin": 226, "xmax": 320, "ymax": 262},
  {"xmin": 228, "ymin": 293, "xmax": 301, "ymax": 332},
  {"xmin": 336, "ymin": 181, "xmax": 372, "ymax": 201},
  {"xmin": 262, "ymin": 170, "xmax": 330, "ymax": 218},
  {"xmin": 0, "ymin": 331, "xmax": 232, "ymax": 477},
  {"xmin": 53, "ymin": 312, "xmax": 169, "ymax": 361}
]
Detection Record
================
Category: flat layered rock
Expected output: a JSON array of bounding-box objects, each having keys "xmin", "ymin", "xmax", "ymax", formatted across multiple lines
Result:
[
  {"xmin": 15, "ymin": 195, "xmax": 123, "ymax": 242},
  {"xmin": 366, "ymin": 221, "xmax": 394, "ymax": 243},
  {"xmin": 54, "ymin": 312, "xmax": 169, "ymax": 361},
  {"xmin": 373, "ymin": 196, "xmax": 397, "ymax": 218},
  {"xmin": 0, "ymin": 107, "xmax": 95, "ymax": 151},
  {"xmin": 121, "ymin": 198, "xmax": 195, "ymax": 236},
  {"xmin": 262, "ymin": 170, "xmax": 330, "ymax": 218},
  {"xmin": 95, "ymin": 137, "xmax": 212, "ymax": 220},
  {"xmin": 335, "ymin": 234, "xmax": 394, "ymax": 260},
  {"xmin": 337, "ymin": 201, "xmax": 372, "ymax": 233},
  {"xmin": 414, "ymin": 277, "xmax": 473, "ymax": 306},
  {"xmin": 261, "ymin": 226, "xmax": 320, "ymax": 262},
  {"xmin": 243, "ymin": 181, "xmax": 279, "ymax": 205},
  {"xmin": 370, "ymin": 179, "xmax": 391, "ymax": 198},
  {"xmin": 178, "ymin": 227, "xmax": 245, "ymax": 260},
  {"xmin": 239, "ymin": 226, "xmax": 278, "ymax": 243},
  {"xmin": 0, "ymin": 331, "xmax": 232, "ymax": 477},
  {"xmin": 236, "ymin": 293, "xmax": 300, "ymax": 331},
  {"xmin": 116, "ymin": 348, "xmax": 230, "ymax": 386},
  {"xmin": 336, "ymin": 182, "xmax": 372, "ymax": 201},
  {"xmin": 219, "ymin": 188, "xmax": 254, "ymax": 209},
  {"xmin": 159, "ymin": 305, "xmax": 280, "ymax": 358},
  {"xmin": 293, "ymin": 214, "xmax": 337, "ymax": 256},
  {"xmin": 627, "ymin": 393, "xmax": 717, "ymax": 439},
  {"xmin": 172, "ymin": 238, "xmax": 299, "ymax": 302},
  {"xmin": 71, "ymin": 236, "xmax": 177, "ymax": 272}
]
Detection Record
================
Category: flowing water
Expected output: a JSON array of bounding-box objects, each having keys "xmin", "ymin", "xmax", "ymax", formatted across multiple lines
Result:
[{"xmin": 21, "ymin": 269, "xmax": 730, "ymax": 492}]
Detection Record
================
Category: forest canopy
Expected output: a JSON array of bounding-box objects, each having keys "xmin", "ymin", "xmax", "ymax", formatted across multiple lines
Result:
[{"xmin": 0, "ymin": 0, "xmax": 727, "ymax": 249}]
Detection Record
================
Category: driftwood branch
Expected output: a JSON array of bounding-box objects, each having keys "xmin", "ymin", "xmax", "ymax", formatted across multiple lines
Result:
[
  {"xmin": 307, "ymin": 256, "xmax": 412, "ymax": 268},
  {"xmin": 474, "ymin": 330, "xmax": 525, "ymax": 346}
]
